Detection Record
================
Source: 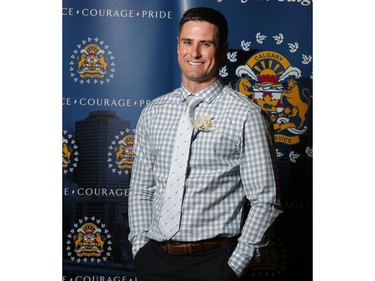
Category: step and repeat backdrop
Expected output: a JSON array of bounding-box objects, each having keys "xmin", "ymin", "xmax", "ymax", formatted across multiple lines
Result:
[{"xmin": 62, "ymin": 0, "xmax": 312, "ymax": 280}]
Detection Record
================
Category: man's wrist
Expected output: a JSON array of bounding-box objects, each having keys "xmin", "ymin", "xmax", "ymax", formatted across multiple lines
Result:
[
  {"xmin": 131, "ymin": 236, "xmax": 150, "ymax": 258},
  {"xmin": 228, "ymin": 245, "xmax": 254, "ymax": 277}
]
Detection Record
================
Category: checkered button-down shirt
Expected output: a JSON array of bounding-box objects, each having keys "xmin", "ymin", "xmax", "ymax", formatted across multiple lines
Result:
[{"xmin": 128, "ymin": 80, "xmax": 282, "ymax": 276}]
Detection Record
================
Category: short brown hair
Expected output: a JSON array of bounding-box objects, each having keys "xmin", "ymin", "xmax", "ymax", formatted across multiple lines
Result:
[{"xmin": 178, "ymin": 7, "xmax": 228, "ymax": 48}]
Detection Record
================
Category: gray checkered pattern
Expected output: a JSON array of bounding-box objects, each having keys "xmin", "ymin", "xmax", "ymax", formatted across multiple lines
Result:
[{"xmin": 128, "ymin": 80, "xmax": 282, "ymax": 275}]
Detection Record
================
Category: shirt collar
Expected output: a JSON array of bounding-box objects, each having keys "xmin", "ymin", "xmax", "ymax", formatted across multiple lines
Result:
[{"xmin": 179, "ymin": 80, "xmax": 224, "ymax": 104}]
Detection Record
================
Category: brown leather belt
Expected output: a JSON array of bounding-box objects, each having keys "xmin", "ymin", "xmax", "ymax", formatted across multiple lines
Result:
[{"xmin": 158, "ymin": 237, "xmax": 236, "ymax": 255}]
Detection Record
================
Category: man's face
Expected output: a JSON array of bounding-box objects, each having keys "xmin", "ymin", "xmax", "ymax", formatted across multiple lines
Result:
[{"xmin": 177, "ymin": 20, "xmax": 225, "ymax": 91}]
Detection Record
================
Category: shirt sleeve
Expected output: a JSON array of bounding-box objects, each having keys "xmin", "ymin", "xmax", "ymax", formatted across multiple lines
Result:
[
  {"xmin": 128, "ymin": 109, "xmax": 155, "ymax": 258},
  {"xmin": 228, "ymin": 108, "xmax": 282, "ymax": 276}
]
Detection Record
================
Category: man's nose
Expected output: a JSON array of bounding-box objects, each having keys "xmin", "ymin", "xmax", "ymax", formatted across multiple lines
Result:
[{"xmin": 189, "ymin": 44, "xmax": 202, "ymax": 58}]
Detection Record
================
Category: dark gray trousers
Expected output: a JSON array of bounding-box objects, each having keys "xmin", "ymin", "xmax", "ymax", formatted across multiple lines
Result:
[{"xmin": 134, "ymin": 240, "xmax": 240, "ymax": 281}]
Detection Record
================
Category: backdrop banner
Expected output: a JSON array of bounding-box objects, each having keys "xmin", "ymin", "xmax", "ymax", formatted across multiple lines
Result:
[{"xmin": 63, "ymin": 0, "xmax": 312, "ymax": 280}]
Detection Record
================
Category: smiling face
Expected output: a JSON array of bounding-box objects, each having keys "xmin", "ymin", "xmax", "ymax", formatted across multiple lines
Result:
[{"xmin": 177, "ymin": 20, "xmax": 226, "ymax": 93}]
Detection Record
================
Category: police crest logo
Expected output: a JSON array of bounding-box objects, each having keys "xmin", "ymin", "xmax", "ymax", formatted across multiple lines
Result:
[
  {"xmin": 66, "ymin": 216, "xmax": 112, "ymax": 263},
  {"xmin": 62, "ymin": 131, "xmax": 79, "ymax": 174},
  {"xmin": 108, "ymin": 129, "xmax": 135, "ymax": 174},
  {"xmin": 222, "ymin": 32, "xmax": 312, "ymax": 149},
  {"xmin": 235, "ymin": 50, "xmax": 311, "ymax": 145},
  {"xmin": 69, "ymin": 37, "xmax": 115, "ymax": 85}
]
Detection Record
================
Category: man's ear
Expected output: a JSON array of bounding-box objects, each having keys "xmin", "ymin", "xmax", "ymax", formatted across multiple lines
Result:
[
  {"xmin": 176, "ymin": 36, "xmax": 180, "ymax": 54},
  {"xmin": 219, "ymin": 41, "xmax": 228, "ymax": 62}
]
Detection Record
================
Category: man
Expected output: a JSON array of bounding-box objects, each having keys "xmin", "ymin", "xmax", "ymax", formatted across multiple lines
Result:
[{"xmin": 128, "ymin": 7, "xmax": 282, "ymax": 281}]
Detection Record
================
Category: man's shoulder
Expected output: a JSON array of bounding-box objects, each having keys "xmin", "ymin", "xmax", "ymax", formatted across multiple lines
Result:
[{"xmin": 144, "ymin": 89, "xmax": 180, "ymax": 110}]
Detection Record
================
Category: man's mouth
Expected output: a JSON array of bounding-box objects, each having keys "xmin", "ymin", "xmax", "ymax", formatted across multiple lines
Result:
[{"xmin": 188, "ymin": 61, "xmax": 203, "ymax": 66}]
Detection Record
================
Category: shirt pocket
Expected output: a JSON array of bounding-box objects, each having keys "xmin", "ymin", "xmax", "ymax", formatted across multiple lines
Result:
[{"xmin": 212, "ymin": 133, "xmax": 240, "ymax": 160}]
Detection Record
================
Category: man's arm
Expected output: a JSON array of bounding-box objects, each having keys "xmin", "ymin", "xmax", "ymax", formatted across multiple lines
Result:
[
  {"xmin": 128, "ymin": 111, "xmax": 156, "ymax": 258},
  {"xmin": 228, "ymin": 108, "xmax": 282, "ymax": 277}
]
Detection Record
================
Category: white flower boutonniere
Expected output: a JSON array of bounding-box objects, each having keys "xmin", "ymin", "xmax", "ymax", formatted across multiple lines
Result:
[
  {"xmin": 191, "ymin": 116, "xmax": 216, "ymax": 141},
  {"xmin": 193, "ymin": 116, "xmax": 217, "ymax": 131}
]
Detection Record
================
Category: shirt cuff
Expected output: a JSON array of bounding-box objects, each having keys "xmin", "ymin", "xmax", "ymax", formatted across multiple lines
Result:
[
  {"xmin": 131, "ymin": 235, "xmax": 150, "ymax": 258},
  {"xmin": 228, "ymin": 243, "xmax": 255, "ymax": 277}
]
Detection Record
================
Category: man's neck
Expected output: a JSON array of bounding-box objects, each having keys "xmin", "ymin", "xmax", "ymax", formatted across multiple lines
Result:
[{"xmin": 181, "ymin": 77, "xmax": 220, "ymax": 94}]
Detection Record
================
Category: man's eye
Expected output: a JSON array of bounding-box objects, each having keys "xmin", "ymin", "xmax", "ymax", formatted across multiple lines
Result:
[{"xmin": 201, "ymin": 42, "xmax": 213, "ymax": 48}]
